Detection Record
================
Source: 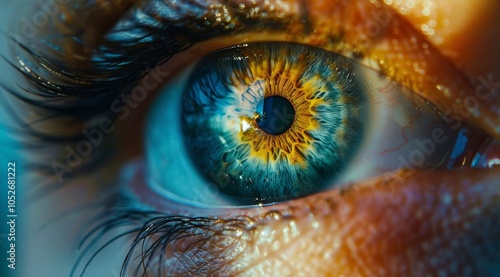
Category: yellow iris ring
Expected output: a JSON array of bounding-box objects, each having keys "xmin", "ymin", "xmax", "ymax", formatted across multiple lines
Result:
[
  {"xmin": 180, "ymin": 43, "xmax": 367, "ymax": 203},
  {"xmin": 233, "ymin": 54, "xmax": 330, "ymax": 166}
]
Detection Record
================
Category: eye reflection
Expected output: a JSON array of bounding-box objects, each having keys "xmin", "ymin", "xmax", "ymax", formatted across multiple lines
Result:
[{"xmin": 1, "ymin": 1, "xmax": 496, "ymax": 276}]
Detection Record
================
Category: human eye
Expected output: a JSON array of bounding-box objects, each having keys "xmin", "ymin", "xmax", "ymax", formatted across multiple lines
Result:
[
  {"xmin": 146, "ymin": 41, "xmax": 482, "ymax": 207},
  {"xmin": 1, "ymin": 1, "xmax": 498, "ymax": 277}
]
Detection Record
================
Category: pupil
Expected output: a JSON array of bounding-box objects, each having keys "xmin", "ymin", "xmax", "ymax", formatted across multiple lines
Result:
[{"xmin": 256, "ymin": 96, "xmax": 295, "ymax": 135}]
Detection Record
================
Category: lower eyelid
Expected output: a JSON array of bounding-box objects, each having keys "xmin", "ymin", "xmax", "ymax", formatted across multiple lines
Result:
[
  {"xmin": 118, "ymin": 159, "xmax": 500, "ymax": 275},
  {"xmin": 120, "ymin": 159, "xmax": 235, "ymax": 216}
]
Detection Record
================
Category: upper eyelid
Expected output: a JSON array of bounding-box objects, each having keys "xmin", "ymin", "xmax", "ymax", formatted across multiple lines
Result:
[
  {"xmin": 10, "ymin": 0, "xmax": 493, "ymax": 139},
  {"xmin": 8, "ymin": 0, "xmax": 298, "ymax": 107},
  {"xmin": 150, "ymin": 1, "xmax": 488, "ymax": 138},
  {"xmin": 9, "ymin": 1, "xmax": 404, "ymax": 100}
]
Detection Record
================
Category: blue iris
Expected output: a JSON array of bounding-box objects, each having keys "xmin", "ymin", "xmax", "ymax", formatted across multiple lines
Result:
[{"xmin": 180, "ymin": 43, "xmax": 367, "ymax": 205}]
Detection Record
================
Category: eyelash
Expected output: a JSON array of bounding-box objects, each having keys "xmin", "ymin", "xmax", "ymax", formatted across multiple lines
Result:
[
  {"xmin": 2, "ymin": 4, "xmax": 355, "ymax": 198},
  {"xmin": 6, "ymin": 27, "xmax": 269, "ymax": 276},
  {"xmin": 70, "ymin": 193, "xmax": 257, "ymax": 277},
  {"xmin": 3, "ymin": 41, "xmax": 208, "ymax": 277}
]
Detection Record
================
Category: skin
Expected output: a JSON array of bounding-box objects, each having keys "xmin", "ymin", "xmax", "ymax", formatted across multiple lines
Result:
[{"xmin": 0, "ymin": 0, "xmax": 499, "ymax": 276}]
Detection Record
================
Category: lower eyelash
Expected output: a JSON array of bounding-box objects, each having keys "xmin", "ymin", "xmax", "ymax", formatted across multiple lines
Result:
[{"xmin": 72, "ymin": 194, "xmax": 254, "ymax": 277}]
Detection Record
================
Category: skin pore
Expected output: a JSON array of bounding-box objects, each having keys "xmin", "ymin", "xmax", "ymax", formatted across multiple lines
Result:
[{"xmin": 2, "ymin": 0, "xmax": 499, "ymax": 276}]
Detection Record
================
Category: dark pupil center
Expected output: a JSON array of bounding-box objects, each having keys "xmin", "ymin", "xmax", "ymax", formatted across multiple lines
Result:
[{"xmin": 256, "ymin": 96, "xmax": 295, "ymax": 135}]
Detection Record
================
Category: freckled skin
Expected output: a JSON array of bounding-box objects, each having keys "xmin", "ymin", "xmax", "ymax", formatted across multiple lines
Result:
[{"xmin": 2, "ymin": 0, "xmax": 499, "ymax": 276}]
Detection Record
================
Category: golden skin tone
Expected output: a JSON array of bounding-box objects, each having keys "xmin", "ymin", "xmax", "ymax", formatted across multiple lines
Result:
[{"xmin": 8, "ymin": 0, "xmax": 500, "ymax": 276}]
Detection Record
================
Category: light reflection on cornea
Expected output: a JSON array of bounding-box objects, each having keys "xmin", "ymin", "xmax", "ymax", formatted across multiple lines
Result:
[{"xmin": 471, "ymin": 138, "xmax": 500, "ymax": 169}]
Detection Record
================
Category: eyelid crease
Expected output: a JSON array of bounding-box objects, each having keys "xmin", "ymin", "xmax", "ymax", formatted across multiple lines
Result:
[{"xmin": 360, "ymin": 11, "xmax": 500, "ymax": 141}]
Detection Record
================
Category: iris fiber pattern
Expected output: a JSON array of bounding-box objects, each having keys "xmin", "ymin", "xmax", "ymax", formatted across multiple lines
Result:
[{"xmin": 181, "ymin": 43, "xmax": 367, "ymax": 204}]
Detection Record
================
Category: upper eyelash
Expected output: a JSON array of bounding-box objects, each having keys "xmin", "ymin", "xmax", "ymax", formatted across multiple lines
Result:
[
  {"xmin": 72, "ymin": 194, "xmax": 256, "ymax": 277},
  {"xmin": 0, "ymin": 0, "xmax": 318, "ymax": 178},
  {"xmin": 8, "ymin": 36, "xmax": 157, "ymax": 111},
  {"xmin": 7, "ymin": 0, "xmax": 299, "ymax": 111},
  {"xmin": 2, "ymin": 1, "xmax": 294, "ymax": 145}
]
